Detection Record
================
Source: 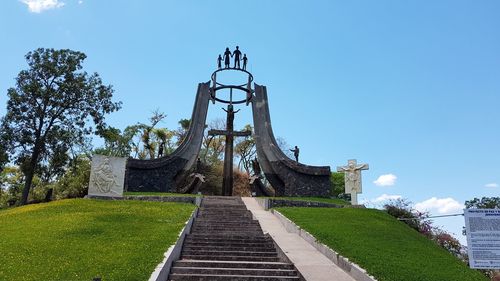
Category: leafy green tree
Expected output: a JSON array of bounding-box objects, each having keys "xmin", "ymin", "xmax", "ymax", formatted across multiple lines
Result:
[
  {"xmin": 384, "ymin": 198, "xmax": 432, "ymax": 236},
  {"xmin": 53, "ymin": 155, "xmax": 91, "ymax": 199},
  {"xmin": 0, "ymin": 48, "xmax": 121, "ymax": 205},
  {"xmin": 93, "ymin": 126, "xmax": 135, "ymax": 157},
  {"xmin": 152, "ymin": 128, "xmax": 175, "ymax": 157},
  {"xmin": 330, "ymin": 172, "xmax": 345, "ymax": 197},
  {"xmin": 176, "ymin": 118, "xmax": 191, "ymax": 145},
  {"xmin": 0, "ymin": 143, "xmax": 7, "ymax": 174},
  {"xmin": 201, "ymin": 118, "xmax": 226, "ymax": 165},
  {"xmin": 0, "ymin": 166, "xmax": 27, "ymax": 207},
  {"xmin": 235, "ymin": 124, "xmax": 255, "ymax": 174},
  {"xmin": 465, "ymin": 197, "xmax": 500, "ymax": 209}
]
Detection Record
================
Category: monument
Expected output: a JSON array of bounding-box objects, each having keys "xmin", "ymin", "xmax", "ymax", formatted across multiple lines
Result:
[
  {"xmin": 124, "ymin": 47, "xmax": 332, "ymax": 197},
  {"xmin": 336, "ymin": 159, "xmax": 369, "ymax": 205},
  {"xmin": 88, "ymin": 155, "xmax": 127, "ymax": 197}
]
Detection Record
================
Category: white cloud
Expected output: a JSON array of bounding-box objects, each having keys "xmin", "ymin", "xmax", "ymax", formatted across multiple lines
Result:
[
  {"xmin": 415, "ymin": 197, "xmax": 464, "ymax": 215},
  {"xmin": 485, "ymin": 183, "xmax": 498, "ymax": 188},
  {"xmin": 372, "ymin": 194, "xmax": 402, "ymax": 203},
  {"xmin": 359, "ymin": 194, "xmax": 402, "ymax": 207},
  {"xmin": 373, "ymin": 174, "xmax": 397, "ymax": 186},
  {"xmin": 21, "ymin": 0, "xmax": 65, "ymax": 13}
]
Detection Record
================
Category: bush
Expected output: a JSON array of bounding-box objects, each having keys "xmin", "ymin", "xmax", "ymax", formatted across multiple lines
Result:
[
  {"xmin": 233, "ymin": 169, "xmax": 250, "ymax": 196},
  {"xmin": 384, "ymin": 199, "xmax": 432, "ymax": 236},
  {"xmin": 330, "ymin": 172, "xmax": 345, "ymax": 197},
  {"xmin": 52, "ymin": 156, "xmax": 91, "ymax": 199},
  {"xmin": 384, "ymin": 198, "xmax": 469, "ymax": 262}
]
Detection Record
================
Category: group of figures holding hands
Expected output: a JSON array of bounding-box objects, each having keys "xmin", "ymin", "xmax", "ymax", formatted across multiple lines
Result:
[{"xmin": 218, "ymin": 46, "xmax": 248, "ymax": 70}]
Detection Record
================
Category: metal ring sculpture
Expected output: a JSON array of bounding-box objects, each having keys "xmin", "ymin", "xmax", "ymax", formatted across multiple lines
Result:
[{"xmin": 210, "ymin": 68, "xmax": 254, "ymax": 105}]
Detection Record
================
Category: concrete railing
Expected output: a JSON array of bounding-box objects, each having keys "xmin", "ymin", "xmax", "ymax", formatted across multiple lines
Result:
[
  {"xmin": 255, "ymin": 197, "xmax": 347, "ymax": 210},
  {"xmin": 148, "ymin": 206, "xmax": 199, "ymax": 281}
]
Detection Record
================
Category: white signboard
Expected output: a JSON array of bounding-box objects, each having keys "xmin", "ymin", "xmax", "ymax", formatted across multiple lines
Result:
[{"xmin": 464, "ymin": 209, "xmax": 500, "ymax": 269}]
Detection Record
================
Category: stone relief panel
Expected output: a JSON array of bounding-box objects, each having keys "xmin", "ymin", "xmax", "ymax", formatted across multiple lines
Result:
[{"xmin": 88, "ymin": 155, "xmax": 127, "ymax": 197}]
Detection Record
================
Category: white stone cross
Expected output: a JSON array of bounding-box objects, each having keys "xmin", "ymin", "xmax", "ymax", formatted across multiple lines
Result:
[{"xmin": 336, "ymin": 159, "xmax": 369, "ymax": 205}]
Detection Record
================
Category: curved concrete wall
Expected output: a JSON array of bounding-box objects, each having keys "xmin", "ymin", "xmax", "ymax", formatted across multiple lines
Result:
[
  {"xmin": 125, "ymin": 82, "xmax": 210, "ymax": 192},
  {"xmin": 251, "ymin": 84, "xmax": 332, "ymax": 197}
]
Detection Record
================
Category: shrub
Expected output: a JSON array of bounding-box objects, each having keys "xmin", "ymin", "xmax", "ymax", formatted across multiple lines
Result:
[{"xmin": 330, "ymin": 172, "xmax": 345, "ymax": 197}]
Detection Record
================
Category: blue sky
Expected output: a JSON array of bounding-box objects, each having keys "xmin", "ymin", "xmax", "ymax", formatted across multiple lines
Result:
[{"xmin": 1, "ymin": 0, "xmax": 499, "ymax": 243}]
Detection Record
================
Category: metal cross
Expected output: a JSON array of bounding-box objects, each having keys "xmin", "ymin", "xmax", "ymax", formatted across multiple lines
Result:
[{"xmin": 208, "ymin": 104, "xmax": 251, "ymax": 196}]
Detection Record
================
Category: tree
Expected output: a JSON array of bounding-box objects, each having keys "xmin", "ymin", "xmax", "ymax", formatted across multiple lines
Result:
[
  {"xmin": 0, "ymin": 48, "xmax": 121, "ymax": 205},
  {"xmin": 235, "ymin": 124, "xmax": 256, "ymax": 174},
  {"xmin": 384, "ymin": 198, "xmax": 432, "ymax": 236},
  {"xmin": 152, "ymin": 128, "xmax": 175, "ymax": 157},
  {"xmin": 0, "ymin": 144, "xmax": 7, "ymax": 174},
  {"xmin": 176, "ymin": 118, "xmax": 191, "ymax": 145},
  {"xmin": 0, "ymin": 166, "xmax": 28, "ymax": 207},
  {"xmin": 93, "ymin": 126, "xmax": 135, "ymax": 157},
  {"xmin": 52, "ymin": 154, "xmax": 91, "ymax": 199},
  {"xmin": 201, "ymin": 118, "xmax": 226, "ymax": 165},
  {"xmin": 276, "ymin": 136, "xmax": 294, "ymax": 159},
  {"xmin": 330, "ymin": 172, "xmax": 345, "ymax": 197},
  {"xmin": 465, "ymin": 197, "xmax": 500, "ymax": 209}
]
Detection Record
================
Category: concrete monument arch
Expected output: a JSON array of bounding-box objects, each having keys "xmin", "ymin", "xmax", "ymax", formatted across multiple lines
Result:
[{"xmin": 124, "ymin": 49, "xmax": 331, "ymax": 196}]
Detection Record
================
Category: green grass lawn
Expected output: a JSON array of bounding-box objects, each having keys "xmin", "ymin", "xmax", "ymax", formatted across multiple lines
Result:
[
  {"xmin": 0, "ymin": 199, "xmax": 195, "ymax": 281},
  {"xmin": 123, "ymin": 191, "xmax": 201, "ymax": 197},
  {"xmin": 277, "ymin": 207, "xmax": 487, "ymax": 281},
  {"xmin": 262, "ymin": 196, "xmax": 350, "ymax": 205}
]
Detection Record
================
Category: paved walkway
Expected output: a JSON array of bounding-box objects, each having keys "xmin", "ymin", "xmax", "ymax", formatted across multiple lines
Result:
[{"xmin": 242, "ymin": 197, "xmax": 356, "ymax": 281}]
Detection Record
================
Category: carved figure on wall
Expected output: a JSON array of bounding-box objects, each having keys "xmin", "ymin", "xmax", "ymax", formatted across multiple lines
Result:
[
  {"xmin": 290, "ymin": 146, "xmax": 300, "ymax": 162},
  {"xmin": 90, "ymin": 157, "xmax": 117, "ymax": 193}
]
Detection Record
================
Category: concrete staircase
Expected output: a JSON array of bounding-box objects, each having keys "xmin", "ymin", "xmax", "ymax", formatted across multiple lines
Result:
[{"xmin": 168, "ymin": 196, "xmax": 301, "ymax": 280}]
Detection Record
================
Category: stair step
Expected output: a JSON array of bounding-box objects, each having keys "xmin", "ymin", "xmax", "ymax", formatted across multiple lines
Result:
[
  {"xmin": 169, "ymin": 273, "xmax": 300, "ymax": 281},
  {"xmin": 181, "ymin": 255, "xmax": 281, "ymax": 262},
  {"xmin": 173, "ymin": 260, "xmax": 294, "ymax": 270},
  {"xmin": 182, "ymin": 250, "xmax": 277, "ymax": 257},
  {"xmin": 183, "ymin": 246, "xmax": 277, "ymax": 252},
  {"xmin": 167, "ymin": 196, "xmax": 299, "ymax": 280},
  {"xmin": 191, "ymin": 225, "xmax": 259, "ymax": 229},
  {"xmin": 171, "ymin": 267, "xmax": 297, "ymax": 276},
  {"xmin": 185, "ymin": 237, "xmax": 271, "ymax": 242},
  {"xmin": 184, "ymin": 242, "xmax": 274, "ymax": 248}
]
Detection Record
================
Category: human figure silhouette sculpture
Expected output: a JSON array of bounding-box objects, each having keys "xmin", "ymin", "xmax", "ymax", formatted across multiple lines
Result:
[
  {"xmin": 158, "ymin": 141, "xmax": 165, "ymax": 157},
  {"xmin": 196, "ymin": 157, "xmax": 202, "ymax": 173},
  {"xmin": 251, "ymin": 157, "xmax": 261, "ymax": 176},
  {"xmin": 242, "ymin": 54, "xmax": 248, "ymax": 70},
  {"xmin": 222, "ymin": 104, "xmax": 240, "ymax": 123},
  {"xmin": 290, "ymin": 146, "xmax": 300, "ymax": 162},
  {"xmin": 223, "ymin": 47, "xmax": 231, "ymax": 68},
  {"xmin": 232, "ymin": 46, "xmax": 242, "ymax": 69},
  {"xmin": 217, "ymin": 54, "xmax": 222, "ymax": 69}
]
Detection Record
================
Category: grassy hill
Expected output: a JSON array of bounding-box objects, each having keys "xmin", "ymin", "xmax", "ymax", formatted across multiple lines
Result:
[
  {"xmin": 0, "ymin": 199, "xmax": 195, "ymax": 281},
  {"xmin": 277, "ymin": 207, "xmax": 488, "ymax": 281}
]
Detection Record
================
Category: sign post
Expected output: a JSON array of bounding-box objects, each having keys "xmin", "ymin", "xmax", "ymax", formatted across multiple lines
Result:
[{"xmin": 464, "ymin": 209, "xmax": 500, "ymax": 269}]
